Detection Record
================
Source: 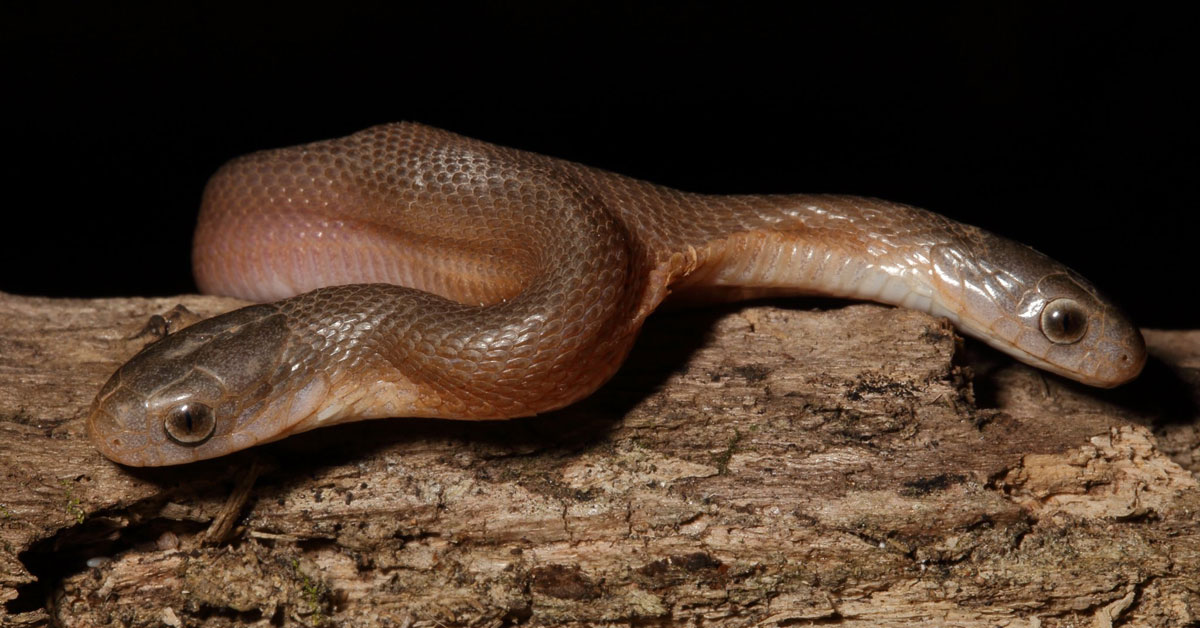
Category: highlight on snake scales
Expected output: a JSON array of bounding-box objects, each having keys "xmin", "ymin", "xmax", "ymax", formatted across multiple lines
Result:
[{"xmin": 87, "ymin": 123, "xmax": 1146, "ymax": 466}]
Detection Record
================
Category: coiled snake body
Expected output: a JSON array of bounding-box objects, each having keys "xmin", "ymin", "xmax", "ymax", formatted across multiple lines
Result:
[{"xmin": 88, "ymin": 123, "xmax": 1145, "ymax": 466}]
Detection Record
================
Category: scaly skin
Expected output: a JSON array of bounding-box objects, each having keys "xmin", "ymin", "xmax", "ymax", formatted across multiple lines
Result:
[{"xmin": 88, "ymin": 123, "xmax": 1145, "ymax": 466}]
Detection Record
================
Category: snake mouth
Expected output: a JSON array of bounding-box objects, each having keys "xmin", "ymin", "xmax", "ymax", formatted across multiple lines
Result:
[
  {"xmin": 1024, "ymin": 348, "xmax": 1145, "ymax": 388},
  {"xmin": 969, "ymin": 324, "xmax": 1146, "ymax": 388}
]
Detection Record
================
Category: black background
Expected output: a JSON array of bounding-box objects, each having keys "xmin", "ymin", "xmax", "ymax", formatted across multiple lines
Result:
[{"xmin": 2, "ymin": 3, "xmax": 1195, "ymax": 327}]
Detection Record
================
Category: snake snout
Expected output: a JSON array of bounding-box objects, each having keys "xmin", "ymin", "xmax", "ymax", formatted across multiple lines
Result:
[{"xmin": 1083, "ymin": 312, "xmax": 1147, "ymax": 388}]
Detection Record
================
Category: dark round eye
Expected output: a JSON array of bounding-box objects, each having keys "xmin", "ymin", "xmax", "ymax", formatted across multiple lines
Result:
[
  {"xmin": 163, "ymin": 403, "xmax": 216, "ymax": 446},
  {"xmin": 1040, "ymin": 298, "xmax": 1089, "ymax": 344}
]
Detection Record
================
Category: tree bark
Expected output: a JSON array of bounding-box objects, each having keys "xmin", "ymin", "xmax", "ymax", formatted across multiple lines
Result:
[{"xmin": 1, "ymin": 291, "xmax": 1197, "ymax": 627}]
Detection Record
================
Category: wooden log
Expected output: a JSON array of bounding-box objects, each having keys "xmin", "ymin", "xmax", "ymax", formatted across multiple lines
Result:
[{"xmin": 1, "ymin": 291, "xmax": 1197, "ymax": 627}]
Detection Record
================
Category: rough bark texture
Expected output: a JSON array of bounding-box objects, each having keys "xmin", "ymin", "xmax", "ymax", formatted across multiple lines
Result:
[{"xmin": 1, "ymin": 291, "xmax": 1198, "ymax": 627}]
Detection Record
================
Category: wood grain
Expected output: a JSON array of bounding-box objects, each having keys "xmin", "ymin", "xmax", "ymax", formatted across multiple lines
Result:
[{"xmin": 1, "ymin": 291, "xmax": 1197, "ymax": 627}]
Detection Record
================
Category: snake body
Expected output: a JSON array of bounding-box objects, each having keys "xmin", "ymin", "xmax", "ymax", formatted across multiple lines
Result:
[{"xmin": 88, "ymin": 123, "xmax": 1146, "ymax": 466}]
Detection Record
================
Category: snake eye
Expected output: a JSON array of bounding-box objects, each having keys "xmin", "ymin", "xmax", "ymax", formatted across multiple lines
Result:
[
  {"xmin": 1040, "ymin": 298, "xmax": 1089, "ymax": 344},
  {"xmin": 163, "ymin": 403, "xmax": 216, "ymax": 446}
]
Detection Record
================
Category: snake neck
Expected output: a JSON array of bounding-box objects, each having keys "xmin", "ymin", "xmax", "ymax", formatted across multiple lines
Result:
[{"xmin": 606, "ymin": 192, "xmax": 958, "ymax": 319}]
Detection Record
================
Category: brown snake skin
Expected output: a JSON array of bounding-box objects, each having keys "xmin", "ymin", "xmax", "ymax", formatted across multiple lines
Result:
[{"xmin": 88, "ymin": 123, "xmax": 1145, "ymax": 466}]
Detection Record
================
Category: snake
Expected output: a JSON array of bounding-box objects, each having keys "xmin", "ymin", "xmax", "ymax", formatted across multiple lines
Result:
[{"xmin": 87, "ymin": 123, "xmax": 1146, "ymax": 466}]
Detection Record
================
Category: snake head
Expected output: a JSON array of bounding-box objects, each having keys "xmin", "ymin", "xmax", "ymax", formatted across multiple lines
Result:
[
  {"xmin": 929, "ymin": 236, "xmax": 1146, "ymax": 388},
  {"xmin": 87, "ymin": 304, "xmax": 311, "ymax": 466}
]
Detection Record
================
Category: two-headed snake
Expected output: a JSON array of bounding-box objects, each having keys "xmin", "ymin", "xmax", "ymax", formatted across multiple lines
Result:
[{"xmin": 88, "ymin": 123, "xmax": 1146, "ymax": 466}]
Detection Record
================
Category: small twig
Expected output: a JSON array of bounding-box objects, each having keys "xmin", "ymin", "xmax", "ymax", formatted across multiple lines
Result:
[{"xmin": 202, "ymin": 458, "xmax": 263, "ymax": 544}]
